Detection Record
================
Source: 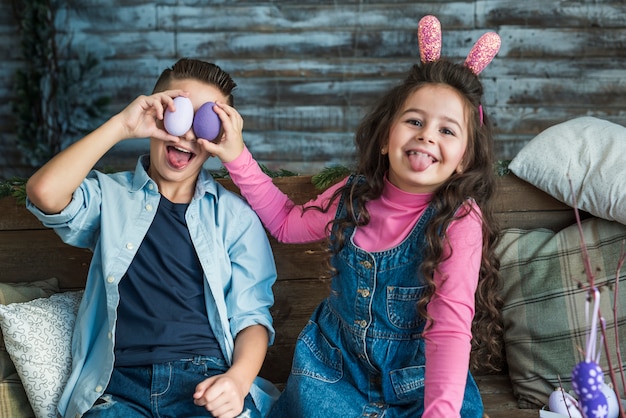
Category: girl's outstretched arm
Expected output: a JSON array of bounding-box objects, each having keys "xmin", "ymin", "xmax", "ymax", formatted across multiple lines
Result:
[
  {"xmin": 225, "ymin": 147, "xmax": 342, "ymax": 243},
  {"xmin": 204, "ymin": 103, "xmax": 341, "ymax": 243}
]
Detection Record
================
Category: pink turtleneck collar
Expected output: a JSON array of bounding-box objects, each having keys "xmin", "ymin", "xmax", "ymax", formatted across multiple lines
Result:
[{"xmin": 354, "ymin": 175, "xmax": 433, "ymax": 252}]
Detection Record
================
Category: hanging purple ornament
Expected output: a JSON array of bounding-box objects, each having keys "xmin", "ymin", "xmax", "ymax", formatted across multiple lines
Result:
[
  {"xmin": 572, "ymin": 360, "xmax": 604, "ymax": 401},
  {"xmin": 569, "ymin": 287, "xmax": 610, "ymax": 418}
]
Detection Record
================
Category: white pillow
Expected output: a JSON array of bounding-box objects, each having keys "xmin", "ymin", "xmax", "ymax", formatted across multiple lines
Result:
[
  {"xmin": 0, "ymin": 291, "xmax": 83, "ymax": 418},
  {"xmin": 508, "ymin": 116, "xmax": 626, "ymax": 225}
]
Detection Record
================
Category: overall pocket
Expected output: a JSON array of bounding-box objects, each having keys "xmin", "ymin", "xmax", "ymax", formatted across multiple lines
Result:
[
  {"xmin": 291, "ymin": 320, "xmax": 343, "ymax": 383},
  {"xmin": 389, "ymin": 365, "xmax": 426, "ymax": 401},
  {"xmin": 386, "ymin": 285, "xmax": 425, "ymax": 330}
]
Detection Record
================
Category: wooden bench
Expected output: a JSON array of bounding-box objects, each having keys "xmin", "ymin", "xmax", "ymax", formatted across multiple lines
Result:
[{"xmin": 0, "ymin": 173, "xmax": 581, "ymax": 417}]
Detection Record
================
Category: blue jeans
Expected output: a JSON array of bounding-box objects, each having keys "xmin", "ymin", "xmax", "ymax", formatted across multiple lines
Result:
[
  {"xmin": 83, "ymin": 356, "xmax": 260, "ymax": 418},
  {"xmin": 268, "ymin": 306, "xmax": 484, "ymax": 417}
]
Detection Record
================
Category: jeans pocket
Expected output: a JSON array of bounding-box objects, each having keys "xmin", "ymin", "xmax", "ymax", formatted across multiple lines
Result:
[
  {"xmin": 389, "ymin": 365, "xmax": 425, "ymax": 400},
  {"xmin": 386, "ymin": 286, "xmax": 425, "ymax": 329},
  {"xmin": 291, "ymin": 320, "xmax": 343, "ymax": 383}
]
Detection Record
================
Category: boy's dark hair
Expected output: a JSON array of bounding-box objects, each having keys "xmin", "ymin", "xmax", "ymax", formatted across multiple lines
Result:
[{"xmin": 152, "ymin": 58, "xmax": 237, "ymax": 106}]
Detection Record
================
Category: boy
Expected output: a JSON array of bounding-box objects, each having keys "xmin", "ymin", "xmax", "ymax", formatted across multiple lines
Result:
[{"xmin": 26, "ymin": 58, "xmax": 278, "ymax": 418}]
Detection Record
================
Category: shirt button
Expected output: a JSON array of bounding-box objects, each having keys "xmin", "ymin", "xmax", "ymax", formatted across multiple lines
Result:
[
  {"xmin": 145, "ymin": 204, "xmax": 153, "ymax": 211},
  {"xmin": 148, "ymin": 183, "xmax": 154, "ymax": 190},
  {"xmin": 95, "ymin": 385, "xmax": 103, "ymax": 392},
  {"xmin": 106, "ymin": 276, "xmax": 114, "ymax": 283},
  {"xmin": 107, "ymin": 332, "xmax": 112, "ymax": 339},
  {"xmin": 356, "ymin": 320, "xmax": 367, "ymax": 328},
  {"xmin": 126, "ymin": 243, "xmax": 134, "ymax": 250},
  {"xmin": 359, "ymin": 288, "xmax": 370, "ymax": 298}
]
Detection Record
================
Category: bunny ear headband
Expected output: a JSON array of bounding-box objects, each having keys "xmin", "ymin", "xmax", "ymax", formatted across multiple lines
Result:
[{"xmin": 417, "ymin": 15, "xmax": 501, "ymax": 124}]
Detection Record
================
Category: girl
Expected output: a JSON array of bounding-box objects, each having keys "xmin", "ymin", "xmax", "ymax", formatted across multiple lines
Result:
[{"xmin": 207, "ymin": 16, "xmax": 503, "ymax": 417}]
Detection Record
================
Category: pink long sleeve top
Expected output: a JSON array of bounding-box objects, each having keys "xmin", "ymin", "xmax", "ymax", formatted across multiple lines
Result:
[{"xmin": 224, "ymin": 147, "xmax": 483, "ymax": 417}]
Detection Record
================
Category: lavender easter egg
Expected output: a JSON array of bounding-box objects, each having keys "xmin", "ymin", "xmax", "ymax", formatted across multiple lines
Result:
[
  {"xmin": 572, "ymin": 360, "xmax": 604, "ymax": 401},
  {"xmin": 548, "ymin": 388, "xmax": 582, "ymax": 417},
  {"xmin": 193, "ymin": 102, "xmax": 222, "ymax": 142},
  {"xmin": 164, "ymin": 96, "xmax": 194, "ymax": 136},
  {"xmin": 580, "ymin": 391, "xmax": 609, "ymax": 418}
]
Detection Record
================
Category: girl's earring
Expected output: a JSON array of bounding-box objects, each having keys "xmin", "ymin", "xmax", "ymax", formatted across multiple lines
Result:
[{"xmin": 381, "ymin": 146, "xmax": 388, "ymax": 155}]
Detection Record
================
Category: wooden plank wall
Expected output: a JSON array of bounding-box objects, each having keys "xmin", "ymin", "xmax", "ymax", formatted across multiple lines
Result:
[{"xmin": 1, "ymin": 1, "xmax": 625, "ymax": 178}]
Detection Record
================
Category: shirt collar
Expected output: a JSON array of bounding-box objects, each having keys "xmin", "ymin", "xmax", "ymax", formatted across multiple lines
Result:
[{"xmin": 131, "ymin": 155, "xmax": 219, "ymax": 199}]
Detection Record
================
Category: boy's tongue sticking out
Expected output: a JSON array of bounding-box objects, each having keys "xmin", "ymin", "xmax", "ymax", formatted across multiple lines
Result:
[
  {"xmin": 408, "ymin": 151, "xmax": 435, "ymax": 172},
  {"xmin": 167, "ymin": 146, "xmax": 194, "ymax": 169}
]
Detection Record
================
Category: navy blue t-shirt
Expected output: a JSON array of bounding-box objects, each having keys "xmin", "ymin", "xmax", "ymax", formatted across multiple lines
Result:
[{"xmin": 114, "ymin": 195, "xmax": 223, "ymax": 366}]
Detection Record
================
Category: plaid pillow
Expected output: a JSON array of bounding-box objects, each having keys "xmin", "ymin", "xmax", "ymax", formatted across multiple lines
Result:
[
  {"xmin": 497, "ymin": 218, "xmax": 626, "ymax": 409},
  {"xmin": 0, "ymin": 375, "xmax": 34, "ymax": 418}
]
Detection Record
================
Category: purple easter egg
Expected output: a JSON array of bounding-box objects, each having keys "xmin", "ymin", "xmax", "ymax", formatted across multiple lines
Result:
[
  {"xmin": 193, "ymin": 102, "xmax": 222, "ymax": 142},
  {"xmin": 572, "ymin": 360, "xmax": 604, "ymax": 401},
  {"xmin": 164, "ymin": 96, "xmax": 194, "ymax": 136},
  {"xmin": 580, "ymin": 391, "xmax": 609, "ymax": 418},
  {"xmin": 600, "ymin": 382, "xmax": 620, "ymax": 418}
]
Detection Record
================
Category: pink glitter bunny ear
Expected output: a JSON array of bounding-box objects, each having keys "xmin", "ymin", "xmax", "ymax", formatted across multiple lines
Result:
[
  {"xmin": 417, "ymin": 15, "xmax": 442, "ymax": 63},
  {"xmin": 464, "ymin": 32, "xmax": 501, "ymax": 75}
]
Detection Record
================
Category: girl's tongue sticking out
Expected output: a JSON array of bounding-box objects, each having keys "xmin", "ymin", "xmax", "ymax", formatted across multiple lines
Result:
[
  {"xmin": 407, "ymin": 151, "xmax": 436, "ymax": 172},
  {"xmin": 167, "ymin": 146, "xmax": 194, "ymax": 169}
]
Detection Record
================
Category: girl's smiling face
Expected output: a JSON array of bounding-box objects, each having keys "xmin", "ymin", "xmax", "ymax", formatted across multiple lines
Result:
[{"xmin": 384, "ymin": 84, "xmax": 469, "ymax": 194}]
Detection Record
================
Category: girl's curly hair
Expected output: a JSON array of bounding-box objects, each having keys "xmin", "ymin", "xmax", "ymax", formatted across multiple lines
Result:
[{"xmin": 319, "ymin": 59, "xmax": 503, "ymax": 372}]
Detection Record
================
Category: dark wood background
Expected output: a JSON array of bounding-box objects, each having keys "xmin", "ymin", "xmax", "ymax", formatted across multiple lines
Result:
[{"xmin": 2, "ymin": 1, "xmax": 625, "ymax": 178}]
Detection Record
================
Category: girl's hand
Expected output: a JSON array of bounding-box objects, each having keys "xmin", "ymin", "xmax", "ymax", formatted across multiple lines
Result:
[
  {"xmin": 200, "ymin": 101, "xmax": 245, "ymax": 163},
  {"xmin": 117, "ymin": 90, "xmax": 186, "ymax": 143}
]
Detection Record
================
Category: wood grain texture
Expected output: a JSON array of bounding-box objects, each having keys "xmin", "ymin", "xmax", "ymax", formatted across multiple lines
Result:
[
  {"xmin": 0, "ymin": 173, "xmax": 578, "ymax": 287},
  {"xmin": 2, "ymin": 1, "xmax": 626, "ymax": 178}
]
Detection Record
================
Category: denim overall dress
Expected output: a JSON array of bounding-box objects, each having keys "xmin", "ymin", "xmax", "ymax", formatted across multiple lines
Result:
[{"xmin": 269, "ymin": 176, "xmax": 483, "ymax": 417}]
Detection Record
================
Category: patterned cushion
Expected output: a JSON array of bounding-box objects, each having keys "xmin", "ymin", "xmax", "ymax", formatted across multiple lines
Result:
[
  {"xmin": 0, "ymin": 291, "xmax": 82, "ymax": 418},
  {"xmin": 0, "ymin": 278, "xmax": 59, "ymax": 418},
  {"xmin": 496, "ymin": 218, "xmax": 626, "ymax": 408}
]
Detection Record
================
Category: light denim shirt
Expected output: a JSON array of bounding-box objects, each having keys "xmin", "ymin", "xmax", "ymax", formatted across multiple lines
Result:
[{"xmin": 26, "ymin": 156, "xmax": 279, "ymax": 418}]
